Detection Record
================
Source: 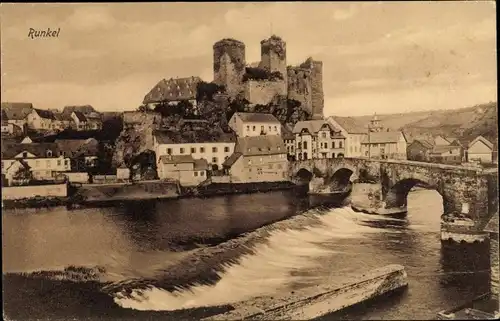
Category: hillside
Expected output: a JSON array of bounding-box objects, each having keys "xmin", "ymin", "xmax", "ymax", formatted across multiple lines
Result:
[{"xmin": 341, "ymin": 102, "xmax": 498, "ymax": 144}]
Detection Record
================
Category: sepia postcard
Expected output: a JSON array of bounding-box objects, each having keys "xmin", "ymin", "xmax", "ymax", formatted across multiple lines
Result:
[{"xmin": 1, "ymin": 2, "xmax": 498, "ymax": 320}]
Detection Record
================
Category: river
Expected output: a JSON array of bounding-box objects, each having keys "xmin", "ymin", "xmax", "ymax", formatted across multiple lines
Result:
[{"xmin": 2, "ymin": 188, "xmax": 491, "ymax": 320}]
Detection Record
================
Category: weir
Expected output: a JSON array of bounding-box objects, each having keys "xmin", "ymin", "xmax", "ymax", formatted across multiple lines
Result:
[{"xmin": 205, "ymin": 264, "xmax": 408, "ymax": 320}]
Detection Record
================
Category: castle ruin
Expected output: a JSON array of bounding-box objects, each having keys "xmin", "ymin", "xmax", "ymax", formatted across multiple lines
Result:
[{"xmin": 213, "ymin": 35, "xmax": 324, "ymax": 119}]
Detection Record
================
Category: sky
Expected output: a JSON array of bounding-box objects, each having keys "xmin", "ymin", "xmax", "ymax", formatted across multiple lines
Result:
[{"xmin": 0, "ymin": 2, "xmax": 497, "ymax": 117}]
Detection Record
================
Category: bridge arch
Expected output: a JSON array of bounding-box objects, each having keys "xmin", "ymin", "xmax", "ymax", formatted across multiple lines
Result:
[
  {"xmin": 294, "ymin": 168, "xmax": 314, "ymax": 184},
  {"xmin": 385, "ymin": 178, "xmax": 446, "ymax": 210},
  {"xmin": 325, "ymin": 168, "xmax": 355, "ymax": 191}
]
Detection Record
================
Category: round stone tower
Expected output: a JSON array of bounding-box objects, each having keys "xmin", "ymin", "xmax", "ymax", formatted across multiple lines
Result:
[{"xmin": 213, "ymin": 38, "xmax": 246, "ymax": 98}]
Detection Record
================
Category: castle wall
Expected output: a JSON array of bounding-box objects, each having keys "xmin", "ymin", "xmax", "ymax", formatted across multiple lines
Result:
[
  {"xmin": 300, "ymin": 58, "xmax": 324, "ymax": 119},
  {"xmin": 287, "ymin": 67, "xmax": 313, "ymax": 115},
  {"xmin": 261, "ymin": 36, "xmax": 288, "ymax": 93},
  {"xmin": 244, "ymin": 79, "xmax": 287, "ymax": 105},
  {"xmin": 213, "ymin": 39, "xmax": 246, "ymax": 98}
]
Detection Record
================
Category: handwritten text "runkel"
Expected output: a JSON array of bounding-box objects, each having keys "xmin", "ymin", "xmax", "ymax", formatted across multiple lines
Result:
[{"xmin": 28, "ymin": 28, "xmax": 61, "ymax": 39}]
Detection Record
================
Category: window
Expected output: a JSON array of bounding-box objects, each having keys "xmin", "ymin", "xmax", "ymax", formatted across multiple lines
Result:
[
  {"xmin": 224, "ymin": 146, "xmax": 230, "ymax": 152},
  {"xmin": 212, "ymin": 147, "xmax": 217, "ymax": 153},
  {"xmin": 274, "ymin": 126, "xmax": 277, "ymax": 131},
  {"xmin": 57, "ymin": 160, "xmax": 61, "ymax": 166},
  {"xmin": 248, "ymin": 160, "xmax": 252, "ymax": 165},
  {"xmin": 194, "ymin": 171, "xmax": 198, "ymax": 177},
  {"xmin": 298, "ymin": 142, "xmax": 302, "ymax": 149},
  {"xmin": 167, "ymin": 148, "xmax": 172, "ymax": 155},
  {"xmin": 303, "ymin": 141, "xmax": 308, "ymax": 149},
  {"xmin": 291, "ymin": 146, "xmax": 294, "ymax": 152},
  {"xmin": 224, "ymin": 156, "xmax": 228, "ymax": 160},
  {"xmin": 191, "ymin": 147, "xmax": 196, "ymax": 154},
  {"xmin": 339, "ymin": 141, "xmax": 343, "ymax": 148},
  {"xmin": 322, "ymin": 132, "xmax": 326, "ymax": 138},
  {"xmin": 261, "ymin": 125, "xmax": 264, "ymax": 132},
  {"xmin": 180, "ymin": 148, "xmax": 185, "ymax": 154},
  {"xmin": 46, "ymin": 160, "xmax": 51, "ymax": 168},
  {"xmin": 200, "ymin": 147, "xmax": 205, "ymax": 153},
  {"xmin": 200, "ymin": 171, "xmax": 205, "ymax": 176},
  {"xmin": 64, "ymin": 159, "xmax": 69, "ymax": 166},
  {"xmin": 23, "ymin": 152, "xmax": 28, "ymax": 158},
  {"xmin": 253, "ymin": 126, "xmax": 256, "ymax": 131},
  {"xmin": 332, "ymin": 141, "xmax": 335, "ymax": 149},
  {"xmin": 246, "ymin": 125, "xmax": 250, "ymax": 131},
  {"xmin": 212, "ymin": 157, "xmax": 218, "ymax": 163},
  {"xmin": 269, "ymin": 126, "xmax": 271, "ymax": 131}
]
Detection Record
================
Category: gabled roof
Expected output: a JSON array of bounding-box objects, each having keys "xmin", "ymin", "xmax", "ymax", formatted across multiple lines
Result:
[
  {"xmin": 1, "ymin": 102, "xmax": 34, "ymax": 120},
  {"xmin": 1, "ymin": 142, "xmax": 61, "ymax": 159},
  {"xmin": 62, "ymin": 105, "xmax": 96, "ymax": 115},
  {"xmin": 34, "ymin": 108, "xmax": 57, "ymax": 120},
  {"xmin": 327, "ymin": 116, "xmax": 367, "ymax": 134},
  {"xmin": 153, "ymin": 130, "xmax": 236, "ymax": 144},
  {"xmin": 143, "ymin": 76, "xmax": 201, "ymax": 104},
  {"xmin": 222, "ymin": 152, "xmax": 242, "ymax": 167},
  {"xmin": 468, "ymin": 135, "xmax": 494, "ymax": 150},
  {"xmin": 55, "ymin": 138, "xmax": 99, "ymax": 158},
  {"xmin": 430, "ymin": 145, "xmax": 461, "ymax": 155},
  {"xmin": 73, "ymin": 111, "xmax": 87, "ymax": 122},
  {"xmin": 410, "ymin": 139, "xmax": 434, "ymax": 149},
  {"xmin": 235, "ymin": 135, "xmax": 286, "ymax": 156},
  {"xmin": 233, "ymin": 112, "xmax": 280, "ymax": 124},
  {"xmin": 444, "ymin": 137, "xmax": 458, "ymax": 144},
  {"xmin": 362, "ymin": 131, "xmax": 405, "ymax": 144},
  {"xmin": 293, "ymin": 120, "xmax": 333, "ymax": 134}
]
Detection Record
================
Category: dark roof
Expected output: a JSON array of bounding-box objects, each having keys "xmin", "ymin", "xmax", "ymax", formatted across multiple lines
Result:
[
  {"xmin": 73, "ymin": 111, "xmax": 87, "ymax": 122},
  {"xmin": 153, "ymin": 130, "xmax": 236, "ymax": 144},
  {"xmin": 410, "ymin": 139, "xmax": 434, "ymax": 149},
  {"xmin": 233, "ymin": 112, "xmax": 280, "ymax": 124},
  {"xmin": 362, "ymin": 131, "xmax": 405, "ymax": 144},
  {"xmin": 484, "ymin": 212, "xmax": 499, "ymax": 233},
  {"xmin": 222, "ymin": 152, "xmax": 242, "ymax": 167},
  {"xmin": 143, "ymin": 76, "xmax": 201, "ymax": 104},
  {"xmin": 1, "ymin": 102, "xmax": 34, "ymax": 120},
  {"xmin": 235, "ymin": 135, "xmax": 286, "ymax": 156},
  {"xmin": 293, "ymin": 120, "xmax": 343, "ymax": 137},
  {"xmin": 62, "ymin": 105, "xmax": 96, "ymax": 115},
  {"xmin": 34, "ymin": 108, "xmax": 57, "ymax": 120},
  {"xmin": 193, "ymin": 158, "xmax": 209, "ymax": 171},
  {"xmin": 159, "ymin": 154, "xmax": 195, "ymax": 164},
  {"xmin": 281, "ymin": 125, "xmax": 295, "ymax": 140},
  {"xmin": 328, "ymin": 116, "xmax": 367, "ymax": 134},
  {"xmin": 1, "ymin": 142, "xmax": 61, "ymax": 159},
  {"xmin": 55, "ymin": 138, "xmax": 99, "ymax": 158}
]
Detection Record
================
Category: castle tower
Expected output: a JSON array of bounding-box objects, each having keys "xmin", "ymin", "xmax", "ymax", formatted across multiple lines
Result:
[
  {"xmin": 368, "ymin": 113, "xmax": 384, "ymax": 132},
  {"xmin": 213, "ymin": 38, "xmax": 246, "ymax": 98},
  {"xmin": 260, "ymin": 35, "xmax": 287, "ymax": 96},
  {"xmin": 301, "ymin": 57, "xmax": 324, "ymax": 119}
]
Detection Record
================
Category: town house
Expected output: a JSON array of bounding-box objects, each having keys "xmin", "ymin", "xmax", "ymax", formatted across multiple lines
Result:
[
  {"xmin": 465, "ymin": 136, "xmax": 494, "ymax": 163},
  {"xmin": 71, "ymin": 111, "xmax": 103, "ymax": 131},
  {"xmin": 55, "ymin": 138, "xmax": 99, "ymax": 171},
  {"xmin": 222, "ymin": 135, "xmax": 288, "ymax": 183},
  {"xmin": 143, "ymin": 76, "xmax": 201, "ymax": 111},
  {"xmin": 407, "ymin": 139, "xmax": 434, "ymax": 162},
  {"xmin": 229, "ymin": 112, "xmax": 282, "ymax": 137},
  {"xmin": 434, "ymin": 135, "xmax": 458, "ymax": 146},
  {"xmin": 293, "ymin": 120, "xmax": 346, "ymax": 160},
  {"xmin": 362, "ymin": 131, "xmax": 408, "ymax": 160},
  {"xmin": 153, "ymin": 130, "xmax": 236, "ymax": 170},
  {"xmin": 282, "ymin": 125, "xmax": 296, "ymax": 159},
  {"xmin": 327, "ymin": 116, "xmax": 368, "ymax": 158},
  {"xmin": 1, "ymin": 102, "xmax": 33, "ymax": 132},
  {"xmin": 428, "ymin": 145, "xmax": 462, "ymax": 164},
  {"xmin": 157, "ymin": 154, "xmax": 209, "ymax": 186},
  {"xmin": 26, "ymin": 108, "xmax": 67, "ymax": 131},
  {"xmin": 1, "ymin": 141, "xmax": 71, "ymax": 184}
]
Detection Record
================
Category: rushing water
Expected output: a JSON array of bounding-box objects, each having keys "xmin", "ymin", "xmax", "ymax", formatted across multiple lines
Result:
[{"xmin": 2, "ymin": 188, "xmax": 491, "ymax": 320}]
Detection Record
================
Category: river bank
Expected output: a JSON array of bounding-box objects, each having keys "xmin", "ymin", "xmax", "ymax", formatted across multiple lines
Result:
[{"xmin": 2, "ymin": 181, "xmax": 300, "ymax": 210}]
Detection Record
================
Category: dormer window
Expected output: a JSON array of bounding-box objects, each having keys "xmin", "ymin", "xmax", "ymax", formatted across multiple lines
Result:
[
  {"xmin": 46, "ymin": 150, "xmax": 53, "ymax": 157},
  {"xmin": 22, "ymin": 151, "xmax": 28, "ymax": 158}
]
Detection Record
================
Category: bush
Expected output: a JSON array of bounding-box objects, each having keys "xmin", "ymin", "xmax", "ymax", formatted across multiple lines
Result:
[{"xmin": 242, "ymin": 67, "xmax": 284, "ymax": 82}]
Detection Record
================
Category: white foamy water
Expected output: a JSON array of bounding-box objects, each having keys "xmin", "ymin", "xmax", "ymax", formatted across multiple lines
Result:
[{"xmin": 114, "ymin": 206, "xmax": 402, "ymax": 311}]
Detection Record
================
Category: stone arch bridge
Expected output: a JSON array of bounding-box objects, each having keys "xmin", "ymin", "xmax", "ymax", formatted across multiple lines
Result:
[{"xmin": 289, "ymin": 158, "xmax": 498, "ymax": 238}]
